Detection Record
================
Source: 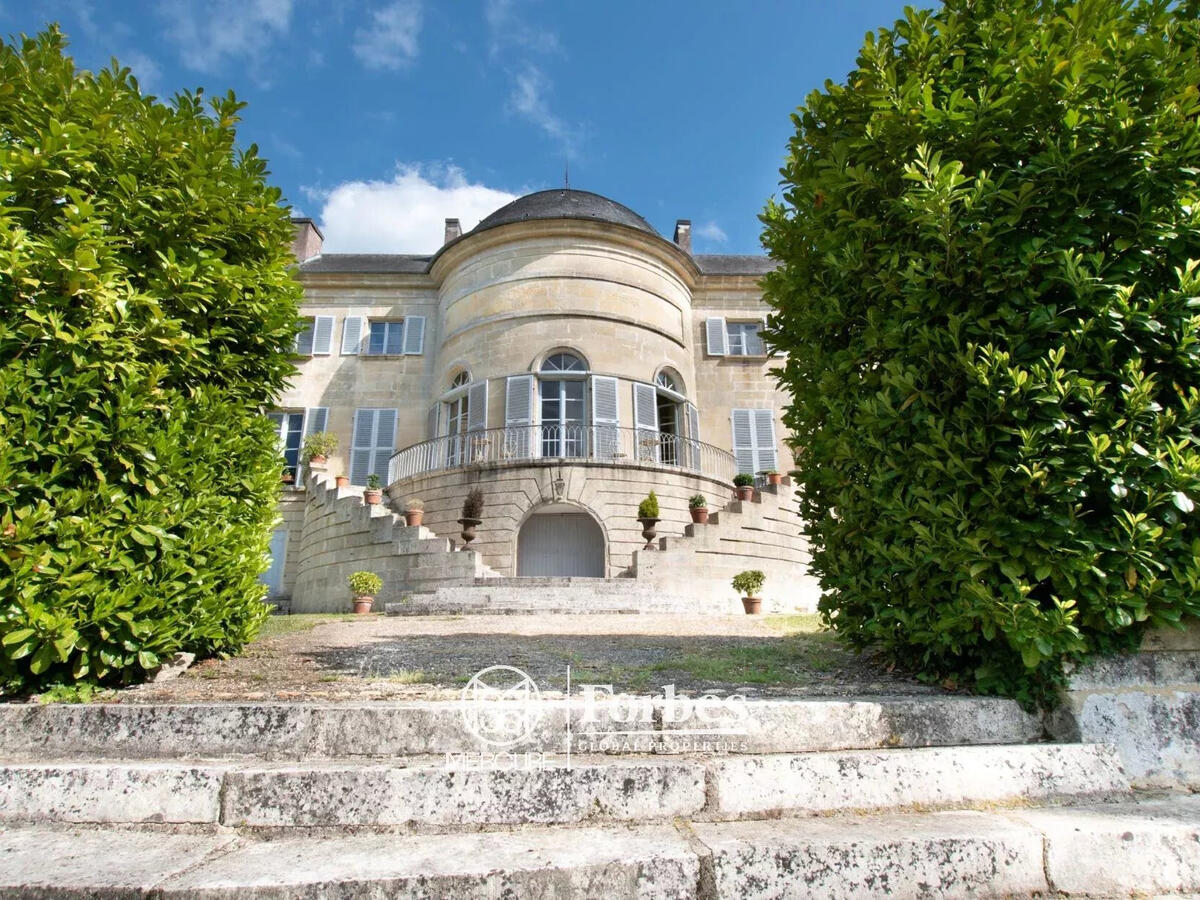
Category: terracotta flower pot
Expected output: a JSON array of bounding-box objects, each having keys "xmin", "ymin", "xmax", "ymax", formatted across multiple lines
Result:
[
  {"xmin": 458, "ymin": 516, "xmax": 482, "ymax": 547},
  {"xmin": 690, "ymin": 507, "xmax": 709, "ymax": 525},
  {"xmin": 767, "ymin": 473, "xmax": 783, "ymax": 486},
  {"xmin": 742, "ymin": 596, "xmax": 762, "ymax": 615},
  {"xmin": 353, "ymin": 595, "xmax": 374, "ymax": 614},
  {"xmin": 638, "ymin": 516, "xmax": 660, "ymax": 549},
  {"xmin": 736, "ymin": 485, "xmax": 754, "ymax": 501},
  {"xmin": 309, "ymin": 454, "xmax": 327, "ymax": 465},
  {"xmin": 405, "ymin": 510, "xmax": 424, "ymax": 527},
  {"xmin": 364, "ymin": 489, "xmax": 382, "ymax": 505},
  {"xmin": 335, "ymin": 475, "xmax": 350, "ymax": 489},
  {"xmin": 281, "ymin": 473, "xmax": 294, "ymax": 485}
]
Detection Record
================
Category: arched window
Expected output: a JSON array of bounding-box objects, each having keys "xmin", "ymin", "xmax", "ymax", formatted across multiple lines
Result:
[
  {"xmin": 541, "ymin": 352, "xmax": 587, "ymax": 373},
  {"xmin": 538, "ymin": 352, "xmax": 587, "ymax": 457},
  {"xmin": 450, "ymin": 370, "xmax": 471, "ymax": 389},
  {"xmin": 655, "ymin": 369, "xmax": 683, "ymax": 395}
]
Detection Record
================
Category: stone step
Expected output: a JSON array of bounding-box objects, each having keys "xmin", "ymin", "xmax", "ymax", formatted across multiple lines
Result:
[
  {"xmin": 0, "ymin": 697, "xmax": 1043, "ymax": 760},
  {"xmin": 2, "ymin": 795, "xmax": 1196, "ymax": 897},
  {"xmin": 0, "ymin": 744, "xmax": 1128, "ymax": 829},
  {"xmin": 389, "ymin": 582, "xmax": 750, "ymax": 615}
]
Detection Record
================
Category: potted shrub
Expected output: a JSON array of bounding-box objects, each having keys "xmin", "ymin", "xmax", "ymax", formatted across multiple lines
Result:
[
  {"xmin": 335, "ymin": 474, "xmax": 350, "ymax": 489},
  {"xmin": 733, "ymin": 473, "xmax": 755, "ymax": 501},
  {"xmin": 764, "ymin": 469, "xmax": 783, "ymax": 486},
  {"xmin": 364, "ymin": 473, "xmax": 383, "ymax": 505},
  {"xmin": 302, "ymin": 431, "xmax": 338, "ymax": 466},
  {"xmin": 732, "ymin": 570, "xmax": 765, "ymax": 615},
  {"xmin": 404, "ymin": 498, "xmax": 425, "ymax": 527},
  {"xmin": 458, "ymin": 488, "xmax": 484, "ymax": 547},
  {"xmin": 688, "ymin": 494, "xmax": 709, "ymax": 525},
  {"xmin": 348, "ymin": 570, "xmax": 383, "ymax": 614},
  {"xmin": 637, "ymin": 491, "xmax": 661, "ymax": 549},
  {"xmin": 281, "ymin": 469, "xmax": 295, "ymax": 485}
]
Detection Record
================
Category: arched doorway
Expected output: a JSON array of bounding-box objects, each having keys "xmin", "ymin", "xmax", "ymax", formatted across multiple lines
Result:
[{"xmin": 517, "ymin": 504, "xmax": 605, "ymax": 577}]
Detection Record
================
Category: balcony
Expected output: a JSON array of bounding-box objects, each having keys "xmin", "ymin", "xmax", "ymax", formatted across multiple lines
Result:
[{"xmin": 387, "ymin": 424, "xmax": 737, "ymax": 484}]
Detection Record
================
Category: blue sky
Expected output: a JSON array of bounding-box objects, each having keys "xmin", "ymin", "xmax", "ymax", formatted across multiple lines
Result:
[{"xmin": 5, "ymin": 1, "xmax": 912, "ymax": 254}]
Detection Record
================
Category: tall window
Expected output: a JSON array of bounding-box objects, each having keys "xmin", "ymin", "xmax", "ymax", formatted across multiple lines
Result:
[
  {"xmin": 540, "ymin": 352, "xmax": 587, "ymax": 457},
  {"xmin": 445, "ymin": 372, "xmax": 472, "ymax": 466},
  {"xmin": 267, "ymin": 412, "xmax": 304, "ymax": 480},
  {"xmin": 655, "ymin": 370, "xmax": 685, "ymax": 465}
]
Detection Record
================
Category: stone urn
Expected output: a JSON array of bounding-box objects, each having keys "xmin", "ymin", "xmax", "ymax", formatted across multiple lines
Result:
[
  {"xmin": 638, "ymin": 516, "xmax": 660, "ymax": 550},
  {"xmin": 458, "ymin": 517, "xmax": 482, "ymax": 548}
]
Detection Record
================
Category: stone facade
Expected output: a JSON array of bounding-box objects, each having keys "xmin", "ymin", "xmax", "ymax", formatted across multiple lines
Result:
[{"xmin": 269, "ymin": 189, "xmax": 816, "ymax": 611}]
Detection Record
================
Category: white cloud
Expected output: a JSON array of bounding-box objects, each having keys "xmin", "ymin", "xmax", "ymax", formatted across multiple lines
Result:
[
  {"xmin": 696, "ymin": 221, "xmax": 728, "ymax": 244},
  {"xmin": 121, "ymin": 51, "xmax": 163, "ymax": 95},
  {"xmin": 310, "ymin": 164, "xmax": 518, "ymax": 254},
  {"xmin": 157, "ymin": 0, "xmax": 293, "ymax": 75},
  {"xmin": 484, "ymin": 0, "xmax": 559, "ymax": 59},
  {"xmin": 509, "ymin": 63, "xmax": 578, "ymax": 153},
  {"xmin": 353, "ymin": 0, "xmax": 422, "ymax": 70}
]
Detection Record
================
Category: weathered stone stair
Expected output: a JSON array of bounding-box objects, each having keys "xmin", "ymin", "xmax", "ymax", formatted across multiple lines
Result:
[
  {"xmin": 291, "ymin": 469, "xmax": 501, "ymax": 612},
  {"xmin": 0, "ymin": 697, "xmax": 1196, "ymax": 897}
]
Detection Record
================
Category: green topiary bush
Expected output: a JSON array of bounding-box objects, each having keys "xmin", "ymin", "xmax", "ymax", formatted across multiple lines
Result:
[
  {"xmin": 0, "ymin": 29, "xmax": 301, "ymax": 694},
  {"xmin": 761, "ymin": 0, "xmax": 1200, "ymax": 706},
  {"xmin": 637, "ymin": 491, "xmax": 660, "ymax": 519}
]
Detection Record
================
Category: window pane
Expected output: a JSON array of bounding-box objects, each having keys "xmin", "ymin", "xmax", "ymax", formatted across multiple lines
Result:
[
  {"xmin": 385, "ymin": 322, "xmax": 404, "ymax": 354},
  {"xmin": 295, "ymin": 320, "xmax": 315, "ymax": 355},
  {"xmin": 368, "ymin": 323, "xmax": 386, "ymax": 355}
]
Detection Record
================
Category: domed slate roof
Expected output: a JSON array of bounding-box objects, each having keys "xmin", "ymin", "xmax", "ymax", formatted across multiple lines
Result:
[{"xmin": 470, "ymin": 189, "xmax": 658, "ymax": 237}]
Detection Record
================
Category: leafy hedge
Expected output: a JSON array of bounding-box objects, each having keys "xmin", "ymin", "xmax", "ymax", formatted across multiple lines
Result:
[
  {"xmin": 761, "ymin": 0, "xmax": 1200, "ymax": 706},
  {"xmin": 0, "ymin": 29, "xmax": 301, "ymax": 692}
]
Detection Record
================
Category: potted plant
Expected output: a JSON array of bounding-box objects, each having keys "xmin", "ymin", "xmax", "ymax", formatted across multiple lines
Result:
[
  {"xmin": 637, "ymin": 491, "xmax": 661, "ymax": 549},
  {"xmin": 364, "ymin": 473, "xmax": 383, "ymax": 505},
  {"xmin": 688, "ymin": 494, "xmax": 709, "ymax": 525},
  {"xmin": 281, "ymin": 469, "xmax": 295, "ymax": 485},
  {"xmin": 458, "ymin": 488, "xmax": 484, "ymax": 547},
  {"xmin": 302, "ymin": 431, "xmax": 338, "ymax": 466},
  {"xmin": 733, "ymin": 473, "xmax": 755, "ymax": 501},
  {"xmin": 335, "ymin": 474, "xmax": 350, "ymax": 489},
  {"xmin": 405, "ymin": 498, "xmax": 425, "ymax": 527},
  {"xmin": 348, "ymin": 570, "xmax": 383, "ymax": 614},
  {"xmin": 732, "ymin": 570, "xmax": 765, "ymax": 615},
  {"xmin": 764, "ymin": 469, "xmax": 783, "ymax": 486}
]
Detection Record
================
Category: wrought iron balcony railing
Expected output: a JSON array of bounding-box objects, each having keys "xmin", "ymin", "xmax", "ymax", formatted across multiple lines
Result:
[{"xmin": 387, "ymin": 424, "xmax": 737, "ymax": 484}]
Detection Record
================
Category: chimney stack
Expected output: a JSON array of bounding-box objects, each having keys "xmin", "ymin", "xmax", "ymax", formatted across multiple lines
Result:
[
  {"xmin": 444, "ymin": 218, "xmax": 462, "ymax": 245},
  {"xmin": 290, "ymin": 217, "xmax": 324, "ymax": 262},
  {"xmin": 673, "ymin": 219, "xmax": 692, "ymax": 255}
]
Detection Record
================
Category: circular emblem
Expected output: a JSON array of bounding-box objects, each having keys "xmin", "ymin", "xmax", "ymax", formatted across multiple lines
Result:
[{"xmin": 459, "ymin": 665, "xmax": 544, "ymax": 747}]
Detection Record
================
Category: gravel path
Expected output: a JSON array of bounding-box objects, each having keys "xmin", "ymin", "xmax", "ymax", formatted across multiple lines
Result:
[{"xmin": 122, "ymin": 614, "xmax": 946, "ymax": 703}]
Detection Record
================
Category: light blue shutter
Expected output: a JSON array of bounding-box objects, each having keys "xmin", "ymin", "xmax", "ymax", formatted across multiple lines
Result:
[
  {"xmin": 706, "ymin": 317, "xmax": 728, "ymax": 356},
  {"xmin": 633, "ymin": 383, "xmax": 658, "ymax": 461},
  {"xmin": 591, "ymin": 376, "xmax": 619, "ymax": 459},
  {"xmin": 753, "ymin": 409, "xmax": 777, "ymax": 473},
  {"xmin": 350, "ymin": 409, "xmax": 375, "ymax": 485},
  {"xmin": 403, "ymin": 316, "xmax": 426, "ymax": 355},
  {"xmin": 304, "ymin": 407, "xmax": 328, "ymax": 436},
  {"xmin": 312, "ymin": 316, "xmax": 335, "ymax": 355},
  {"xmin": 467, "ymin": 380, "xmax": 488, "ymax": 432},
  {"xmin": 504, "ymin": 375, "xmax": 535, "ymax": 459},
  {"xmin": 686, "ymin": 403, "xmax": 701, "ymax": 470},
  {"xmin": 731, "ymin": 409, "xmax": 755, "ymax": 475},
  {"xmin": 261, "ymin": 529, "xmax": 288, "ymax": 596},
  {"xmin": 341, "ymin": 316, "xmax": 363, "ymax": 355},
  {"xmin": 372, "ymin": 409, "xmax": 397, "ymax": 482}
]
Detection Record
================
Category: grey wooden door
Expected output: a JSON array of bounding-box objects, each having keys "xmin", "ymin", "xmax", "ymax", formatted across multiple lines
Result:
[{"xmin": 517, "ymin": 513, "xmax": 604, "ymax": 577}]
